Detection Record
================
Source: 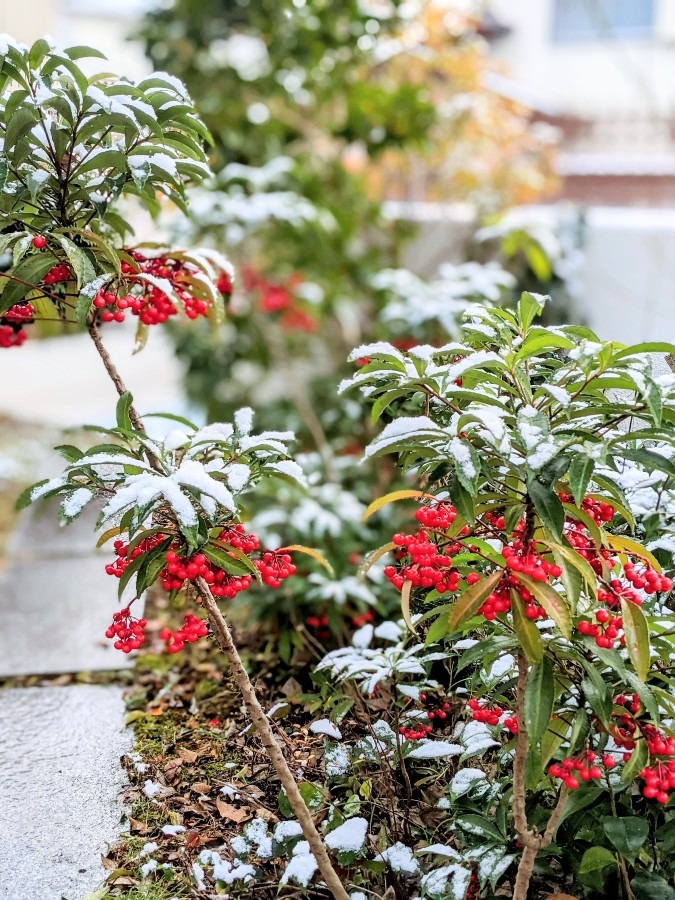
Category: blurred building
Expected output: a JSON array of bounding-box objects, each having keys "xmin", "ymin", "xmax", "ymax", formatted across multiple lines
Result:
[
  {"xmin": 0, "ymin": 0, "xmax": 152, "ymax": 79},
  {"xmin": 486, "ymin": 0, "xmax": 675, "ymax": 206}
]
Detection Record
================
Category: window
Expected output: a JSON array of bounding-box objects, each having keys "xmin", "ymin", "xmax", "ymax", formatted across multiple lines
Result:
[{"xmin": 552, "ymin": 0, "xmax": 655, "ymax": 41}]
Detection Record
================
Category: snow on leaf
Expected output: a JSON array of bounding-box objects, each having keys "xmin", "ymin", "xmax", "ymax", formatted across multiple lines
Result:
[
  {"xmin": 325, "ymin": 817, "xmax": 369, "ymax": 853},
  {"xmin": 450, "ymin": 767, "xmax": 489, "ymax": 798},
  {"xmin": 274, "ymin": 820, "xmax": 303, "ymax": 842},
  {"xmin": 224, "ymin": 462, "xmax": 251, "ymax": 492},
  {"xmin": 60, "ymin": 487, "xmax": 94, "ymax": 519},
  {"xmin": 365, "ymin": 416, "xmax": 443, "ymax": 457},
  {"xmin": 352, "ymin": 623, "xmax": 374, "ymax": 648},
  {"xmin": 416, "ymin": 844, "xmax": 461, "ymax": 860},
  {"xmin": 407, "ymin": 741, "xmax": 463, "ymax": 759},
  {"xmin": 421, "ymin": 864, "xmax": 471, "ymax": 900},
  {"xmin": 325, "ymin": 743, "xmax": 351, "ymax": 776},
  {"xmin": 266, "ymin": 459, "xmax": 307, "ymax": 486},
  {"xmin": 280, "ymin": 841, "xmax": 318, "ymax": 887},
  {"xmin": 309, "ymin": 719, "xmax": 342, "ymax": 740},
  {"xmin": 381, "ymin": 842, "xmax": 419, "ymax": 874},
  {"xmin": 234, "ymin": 407, "xmax": 254, "ymax": 435}
]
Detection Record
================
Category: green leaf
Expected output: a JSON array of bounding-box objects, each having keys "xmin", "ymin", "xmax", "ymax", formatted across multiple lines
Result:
[
  {"xmin": 56, "ymin": 235, "xmax": 95, "ymax": 289},
  {"xmin": 0, "ymin": 254, "xmax": 58, "ymax": 313},
  {"xmin": 64, "ymin": 45, "xmax": 109, "ymax": 61},
  {"xmin": 568, "ymin": 455, "xmax": 594, "ymax": 506},
  {"xmin": 602, "ymin": 816, "xmax": 649, "ymax": 858},
  {"xmin": 527, "ymin": 478, "xmax": 565, "ymax": 539},
  {"xmin": 4, "ymin": 107, "xmax": 38, "ymax": 154},
  {"xmin": 578, "ymin": 846, "xmax": 616, "ymax": 875},
  {"xmin": 448, "ymin": 569, "xmax": 503, "ymax": 632},
  {"xmin": 631, "ymin": 874, "xmax": 675, "ymax": 900},
  {"xmin": 514, "ymin": 573, "xmax": 572, "ymax": 638},
  {"xmin": 511, "ymin": 593, "xmax": 544, "ymax": 663},
  {"xmin": 524, "ymin": 657, "xmax": 554, "ymax": 744},
  {"xmin": 115, "ymin": 392, "xmax": 133, "ymax": 431},
  {"xmin": 621, "ymin": 739, "xmax": 648, "ymax": 783},
  {"xmin": 203, "ymin": 543, "xmax": 253, "ymax": 577},
  {"xmin": 449, "ymin": 476, "xmax": 475, "ymax": 525},
  {"xmin": 517, "ymin": 291, "xmax": 548, "ymax": 330},
  {"xmin": 581, "ymin": 675, "xmax": 612, "ymax": 728},
  {"xmin": 620, "ymin": 598, "xmax": 650, "ymax": 682}
]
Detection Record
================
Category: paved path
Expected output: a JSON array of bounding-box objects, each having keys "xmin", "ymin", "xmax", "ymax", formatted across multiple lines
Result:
[{"xmin": 0, "ymin": 685, "xmax": 132, "ymax": 900}]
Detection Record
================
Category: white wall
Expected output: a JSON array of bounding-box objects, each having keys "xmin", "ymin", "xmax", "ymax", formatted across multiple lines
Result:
[{"xmin": 487, "ymin": 0, "xmax": 675, "ymax": 118}]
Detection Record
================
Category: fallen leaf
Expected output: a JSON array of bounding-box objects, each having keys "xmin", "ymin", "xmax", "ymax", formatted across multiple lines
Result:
[
  {"xmin": 178, "ymin": 748, "xmax": 199, "ymax": 764},
  {"xmin": 280, "ymin": 677, "xmax": 302, "ymax": 700},
  {"xmin": 215, "ymin": 799, "xmax": 251, "ymax": 823},
  {"xmin": 185, "ymin": 829, "xmax": 201, "ymax": 849},
  {"xmin": 129, "ymin": 818, "xmax": 148, "ymax": 834},
  {"xmin": 192, "ymin": 782, "xmax": 211, "ymax": 794},
  {"xmin": 545, "ymin": 895, "xmax": 579, "ymax": 900}
]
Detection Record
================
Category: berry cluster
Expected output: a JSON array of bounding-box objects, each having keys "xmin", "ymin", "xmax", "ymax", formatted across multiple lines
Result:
[
  {"xmin": 468, "ymin": 698, "xmax": 503, "ymax": 726},
  {"xmin": 639, "ymin": 761, "xmax": 675, "ymax": 804},
  {"xmin": 162, "ymin": 549, "xmax": 253, "ymax": 598},
  {"xmin": 467, "ymin": 698, "xmax": 518, "ymax": 733},
  {"xmin": 399, "ymin": 721, "xmax": 434, "ymax": 741},
  {"xmin": 624, "ymin": 562, "xmax": 672, "ymax": 595},
  {"xmin": 242, "ymin": 266, "xmax": 317, "ymax": 333},
  {"xmin": 415, "ymin": 500, "xmax": 457, "ymax": 529},
  {"xmin": 385, "ymin": 530, "xmax": 460, "ymax": 593},
  {"xmin": 256, "ymin": 551, "xmax": 296, "ymax": 587},
  {"xmin": 578, "ymin": 609, "xmax": 625, "ymax": 649},
  {"xmin": 502, "ymin": 542, "xmax": 562, "ymax": 583},
  {"xmin": 43, "ymin": 262, "xmax": 71, "ymax": 285},
  {"xmin": 105, "ymin": 534, "xmax": 166, "ymax": 578},
  {"xmin": 160, "ymin": 614, "xmax": 209, "ymax": 653},
  {"xmin": 105, "ymin": 607, "xmax": 147, "ymax": 653},
  {"xmin": 306, "ymin": 613, "xmax": 330, "ymax": 641},
  {"xmin": 548, "ymin": 751, "xmax": 614, "ymax": 789},
  {"xmin": 0, "ymin": 302, "xmax": 35, "ymax": 348}
]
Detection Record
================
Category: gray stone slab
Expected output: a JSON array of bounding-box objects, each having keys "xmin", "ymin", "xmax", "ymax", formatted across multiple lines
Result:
[
  {"xmin": 0, "ymin": 685, "xmax": 131, "ymax": 900},
  {"xmin": 6, "ymin": 497, "xmax": 105, "ymax": 560},
  {"xmin": 0, "ymin": 556, "xmax": 137, "ymax": 676}
]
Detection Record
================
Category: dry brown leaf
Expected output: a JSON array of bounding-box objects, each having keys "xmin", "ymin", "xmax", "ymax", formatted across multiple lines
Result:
[
  {"xmin": 178, "ymin": 748, "xmax": 199, "ymax": 764},
  {"xmin": 215, "ymin": 799, "xmax": 251, "ymax": 823},
  {"xmin": 129, "ymin": 818, "xmax": 148, "ymax": 834},
  {"xmin": 545, "ymin": 895, "xmax": 579, "ymax": 900},
  {"xmin": 280, "ymin": 677, "xmax": 302, "ymax": 700},
  {"xmin": 185, "ymin": 829, "xmax": 201, "ymax": 849},
  {"xmin": 192, "ymin": 782, "xmax": 211, "ymax": 794}
]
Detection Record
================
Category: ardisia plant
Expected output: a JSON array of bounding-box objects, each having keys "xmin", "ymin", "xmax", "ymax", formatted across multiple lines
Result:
[
  {"xmin": 341, "ymin": 293, "xmax": 675, "ymax": 898},
  {"xmin": 1, "ymin": 36, "xmax": 351, "ymax": 900}
]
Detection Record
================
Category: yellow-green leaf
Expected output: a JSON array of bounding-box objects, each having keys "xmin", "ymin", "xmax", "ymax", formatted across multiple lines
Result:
[
  {"xmin": 96, "ymin": 524, "xmax": 122, "ymax": 548},
  {"xmin": 515, "ymin": 573, "xmax": 572, "ymax": 639},
  {"xmin": 621, "ymin": 598, "xmax": 650, "ymax": 682},
  {"xmin": 562, "ymin": 502, "xmax": 605, "ymax": 550},
  {"xmin": 280, "ymin": 544, "xmax": 334, "ymax": 576},
  {"xmin": 448, "ymin": 569, "xmax": 504, "ymax": 633},
  {"xmin": 512, "ymin": 591, "xmax": 544, "ymax": 663},
  {"xmin": 357, "ymin": 542, "xmax": 396, "ymax": 578},
  {"xmin": 363, "ymin": 489, "xmax": 429, "ymax": 522},
  {"xmin": 606, "ymin": 534, "xmax": 662, "ymax": 574},
  {"xmin": 539, "ymin": 539, "xmax": 598, "ymax": 596}
]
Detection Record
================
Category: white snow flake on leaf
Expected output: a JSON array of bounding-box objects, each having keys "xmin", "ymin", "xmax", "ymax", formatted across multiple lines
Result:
[
  {"xmin": 407, "ymin": 741, "xmax": 463, "ymax": 760},
  {"xmin": 381, "ymin": 842, "xmax": 419, "ymax": 874},
  {"xmin": 325, "ymin": 817, "xmax": 369, "ymax": 853},
  {"xmin": 280, "ymin": 840, "xmax": 318, "ymax": 887},
  {"xmin": 309, "ymin": 718, "xmax": 342, "ymax": 740},
  {"xmin": 325, "ymin": 743, "xmax": 351, "ymax": 776}
]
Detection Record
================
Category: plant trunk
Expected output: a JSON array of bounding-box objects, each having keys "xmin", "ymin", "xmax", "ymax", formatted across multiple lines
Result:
[
  {"xmin": 87, "ymin": 327, "xmax": 350, "ymax": 900},
  {"xmin": 196, "ymin": 577, "xmax": 350, "ymax": 900},
  {"xmin": 513, "ymin": 844, "xmax": 538, "ymax": 900}
]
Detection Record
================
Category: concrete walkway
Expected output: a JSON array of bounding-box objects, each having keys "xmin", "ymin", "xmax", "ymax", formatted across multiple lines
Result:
[{"xmin": 0, "ymin": 324, "xmax": 181, "ymax": 899}]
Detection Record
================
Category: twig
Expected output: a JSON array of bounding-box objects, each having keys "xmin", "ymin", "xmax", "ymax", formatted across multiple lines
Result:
[{"xmin": 196, "ymin": 577, "xmax": 350, "ymax": 900}]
